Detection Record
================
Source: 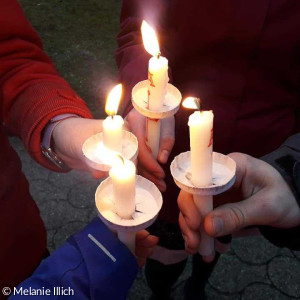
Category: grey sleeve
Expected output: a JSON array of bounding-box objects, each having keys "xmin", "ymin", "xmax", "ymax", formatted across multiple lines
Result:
[{"xmin": 259, "ymin": 133, "xmax": 300, "ymax": 250}]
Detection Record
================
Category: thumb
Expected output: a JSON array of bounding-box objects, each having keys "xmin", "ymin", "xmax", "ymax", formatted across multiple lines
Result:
[
  {"xmin": 205, "ymin": 196, "xmax": 268, "ymax": 237},
  {"xmin": 158, "ymin": 117, "xmax": 175, "ymax": 164}
]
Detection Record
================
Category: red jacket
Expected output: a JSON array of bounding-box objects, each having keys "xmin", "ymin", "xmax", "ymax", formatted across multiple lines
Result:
[
  {"xmin": 116, "ymin": 0, "xmax": 300, "ymax": 222},
  {"xmin": 0, "ymin": 0, "xmax": 92, "ymax": 290}
]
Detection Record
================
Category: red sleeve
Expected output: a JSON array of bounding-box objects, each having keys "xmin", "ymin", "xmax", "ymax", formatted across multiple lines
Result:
[
  {"xmin": 0, "ymin": 0, "xmax": 93, "ymax": 170},
  {"xmin": 116, "ymin": 0, "xmax": 172, "ymax": 116}
]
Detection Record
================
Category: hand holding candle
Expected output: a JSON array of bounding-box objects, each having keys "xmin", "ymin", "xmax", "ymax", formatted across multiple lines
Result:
[
  {"xmin": 182, "ymin": 97, "xmax": 215, "ymax": 258},
  {"xmin": 82, "ymin": 83, "xmax": 139, "ymax": 172}
]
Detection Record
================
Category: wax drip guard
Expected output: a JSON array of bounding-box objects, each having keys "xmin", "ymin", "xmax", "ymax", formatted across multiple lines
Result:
[
  {"xmin": 170, "ymin": 151, "xmax": 236, "ymax": 196},
  {"xmin": 82, "ymin": 130, "xmax": 138, "ymax": 172}
]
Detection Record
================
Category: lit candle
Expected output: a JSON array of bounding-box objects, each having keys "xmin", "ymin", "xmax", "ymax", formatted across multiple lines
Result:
[
  {"xmin": 141, "ymin": 20, "xmax": 169, "ymax": 158},
  {"xmin": 141, "ymin": 20, "xmax": 169, "ymax": 110},
  {"xmin": 183, "ymin": 97, "xmax": 214, "ymax": 185},
  {"xmin": 183, "ymin": 97, "xmax": 214, "ymax": 257},
  {"xmin": 109, "ymin": 156, "xmax": 136, "ymax": 220},
  {"xmin": 103, "ymin": 84, "xmax": 124, "ymax": 153}
]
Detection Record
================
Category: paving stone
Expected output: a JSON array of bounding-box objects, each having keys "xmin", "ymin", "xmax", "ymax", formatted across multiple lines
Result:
[
  {"xmin": 29, "ymin": 179, "xmax": 69, "ymax": 205},
  {"xmin": 48, "ymin": 169, "xmax": 98, "ymax": 188},
  {"xmin": 292, "ymin": 250, "xmax": 300, "ymax": 262},
  {"xmin": 22, "ymin": 161, "xmax": 50, "ymax": 181},
  {"xmin": 88, "ymin": 208, "xmax": 98, "ymax": 220},
  {"xmin": 279, "ymin": 247, "xmax": 295, "ymax": 258},
  {"xmin": 127, "ymin": 269, "xmax": 152, "ymax": 300},
  {"xmin": 206, "ymin": 283, "xmax": 241, "ymax": 300},
  {"xmin": 9, "ymin": 137, "xmax": 32, "ymax": 164},
  {"xmin": 242, "ymin": 283, "xmax": 290, "ymax": 300},
  {"xmin": 53, "ymin": 221, "xmax": 87, "ymax": 249},
  {"xmin": 209, "ymin": 254, "xmax": 268, "ymax": 294},
  {"xmin": 47, "ymin": 229, "xmax": 56, "ymax": 253},
  {"xmin": 10, "ymin": 136, "xmax": 50, "ymax": 180},
  {"xmin": 39, "ymin": 199, "xmax": 91, "ymax": 230},
  {"xmin": 172, "ymin": 256, "xmax": 192, "ymax": 299},
  {"xmin": 268, "ymin": 256, "xmax": 300, "ymax": 297},
  {"xmin": 68, "ymin": 180, "xmax": 100, "ymax": 208},
  {"xmin": 232, "ymin": 236, "xmax": 278, "ymax": 265}
]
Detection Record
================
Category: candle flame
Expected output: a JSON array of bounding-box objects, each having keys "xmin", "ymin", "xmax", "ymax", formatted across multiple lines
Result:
[
  {"xmin": 141, "ymin": 20, "xmax": 160, "ymax": 57},
  {"xmin": 96, "ymin": 142, "xmax": 128, "ymax": 170},
  {"xmin": 182, "ymin": 97, "xmax": 201, "ymax": 110},
  {"xmin": 97, "ymin": 142, "xmax": 120, "ymax": 165},
  {"xmin": 105, "ymin": 84, "xmax": 122, "ymax": 116}
]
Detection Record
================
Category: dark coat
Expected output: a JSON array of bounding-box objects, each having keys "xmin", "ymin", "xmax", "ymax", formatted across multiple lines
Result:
[{"xmin": 116, "ymin": 0, "xmax": 300, "ymax": 223}]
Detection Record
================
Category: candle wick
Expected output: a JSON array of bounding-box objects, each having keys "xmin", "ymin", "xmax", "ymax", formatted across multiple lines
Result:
[
  {"xmin": 111, "ymin": 114, "xmax": 114, "ymax": 120},
  {"xmin": 117, "ymin": 154, "xmax": 125, "ymax": 165},
  {"xmin": 194, "ymin": 98, "xmax": 201, "ymax": 110},
  {"xmin": 157, "ymin": 52, "xmax": 161, "ymax": 59}
]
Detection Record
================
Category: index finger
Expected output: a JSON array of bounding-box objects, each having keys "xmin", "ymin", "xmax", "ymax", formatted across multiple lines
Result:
[{"xmin": 178, "ymin": 190, "xmax": 202, "ymax": 231}]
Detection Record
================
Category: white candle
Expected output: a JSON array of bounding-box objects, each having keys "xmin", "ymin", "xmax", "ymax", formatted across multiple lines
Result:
[
  {"xmin": 141, "ymin": 20, "xmax": 169, "ymax": 158},
  {"xmin": 103, "ymin": 84, "xmax": 124, "ymax": 153},
  {"xmin": 187, "ymin": 108, "xmax": 214, "ymax": 257},
  {"xmin": 109, "ymin": 158, "xmax": 136, "ymax": 220},
  {"xmin": 103, "ymin": 115, "xmax": 124, "ymax": 153},
  {"xmin": 188, "ymin": 110, "xmax": 214, "ymax": 187},
  {"xmin": 148, "ymin": 56, "xmax": 169, "ymax": 111},
  {"xmin": 146, "ymin": 118, "xmax": 161, "ymax": 159}
]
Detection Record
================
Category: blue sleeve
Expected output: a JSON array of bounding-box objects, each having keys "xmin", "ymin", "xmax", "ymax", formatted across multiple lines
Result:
[{"xmin": 9, "ymin": 218, "xmax": 138, "ymax": 299}]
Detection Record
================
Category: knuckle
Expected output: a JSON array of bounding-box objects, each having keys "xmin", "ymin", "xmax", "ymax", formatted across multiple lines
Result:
[
  {"xmin": 227, "ymin": 205, "xmax": 246, "ymax": 229},
  {"xmin": 260, "ymin": 196, "xmax": 281, "ymax": 223}
]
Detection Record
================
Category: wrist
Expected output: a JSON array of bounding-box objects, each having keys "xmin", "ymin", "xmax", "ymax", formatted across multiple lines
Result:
[{"xmin": 41, "ymin": 114, "xmax": 80, "ymax": 170}]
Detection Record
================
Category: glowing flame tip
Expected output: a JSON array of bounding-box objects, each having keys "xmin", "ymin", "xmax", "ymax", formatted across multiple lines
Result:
[
  {"xmin": 182, "ymin": 97, "xmax": 201, "ymax": 110},
  {"xmin": 141, "ymin": 20, "xmax": 160, "ymax": 57},
  {"xmin": 105, "ymin": 84, "xmax": 122, "ymax": 116}
]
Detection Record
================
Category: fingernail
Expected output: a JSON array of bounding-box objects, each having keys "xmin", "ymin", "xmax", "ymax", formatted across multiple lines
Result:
[
  {"xmin": 157, "ymin": 180, "xmax": 166, "ymax": 192},
  {"xmin": 212, "ymin": 217, "xmax": 224, "ymax": 236},
  {"xmin": 159, "ymin": 150, "xmax": 169, "ymax": 163},
  {"xmin": 159, "ymin": 183, "xmax": 167, "ymax": 192}
]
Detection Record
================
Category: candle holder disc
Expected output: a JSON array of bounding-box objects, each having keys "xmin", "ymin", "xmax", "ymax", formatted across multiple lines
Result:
[
  {"xmin": 95, "ymin": 175, "xmax": 162, "ymax": 233},
  {"xmin": 171, "ymin": 151, "xmax": 236, "ymax": 196},
  {"xmin": 132, "ymin": 80, "xmax": 182, "ymax": 119},
  {"xmin": 82, "ymin": 130, "xmax": 138, "ymax": 172}
]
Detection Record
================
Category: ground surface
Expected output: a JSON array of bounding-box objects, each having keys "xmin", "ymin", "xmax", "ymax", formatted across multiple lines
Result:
[{"xmin": 13, "ymin": 0, "xmax": 300, "ymax": 299}]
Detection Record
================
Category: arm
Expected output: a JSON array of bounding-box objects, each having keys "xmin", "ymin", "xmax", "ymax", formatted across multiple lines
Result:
[
  {"xmin": 9, "ymin": 218, "xmax": 139, "ymax": 299},
  {"xmin": 0, "ymin": 0, "xmax": 92, "ymax": 171}
]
